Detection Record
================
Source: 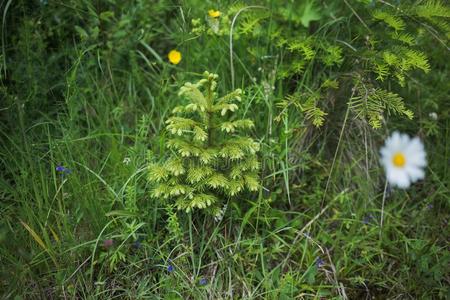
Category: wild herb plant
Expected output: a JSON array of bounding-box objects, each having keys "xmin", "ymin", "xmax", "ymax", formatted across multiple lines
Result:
[{"xmin": 148, "ymin": 71, "xmax": 260, "ymax": 214}]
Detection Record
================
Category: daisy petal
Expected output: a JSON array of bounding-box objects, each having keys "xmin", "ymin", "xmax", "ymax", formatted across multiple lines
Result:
[
  {"xmin": 406, "ymin": 165, "xmax": 425, "ymax": 182},
  {"xmin": 387, "ymin": 167, "xmax": 411, "ymax": 189}
]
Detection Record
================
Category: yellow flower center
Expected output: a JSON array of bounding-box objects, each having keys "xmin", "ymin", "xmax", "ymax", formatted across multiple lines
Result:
[
  {"xmin": 168, "ymin": 50, "xmax": 181, "ymax": 65},
  {"xmin": 392, "ymin": 152, "xmax": 406, "ymax": 167},
  {"xmin": 208, "ymin": 10, "xmax": 221, "ymax": 18}
]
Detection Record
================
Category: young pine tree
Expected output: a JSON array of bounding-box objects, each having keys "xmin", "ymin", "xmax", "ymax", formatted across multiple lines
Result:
[{"xmin": 148, "ymin": 72, "xmax": 260, "ymax": 215}]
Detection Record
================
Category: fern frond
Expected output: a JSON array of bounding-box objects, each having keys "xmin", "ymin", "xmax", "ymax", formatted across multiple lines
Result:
[
  {"xmin": 351, "ymin": 82, "xmax": 413, "ymax": 128},
  {"xmin": 390, "ymin": 32, "xmax": 415, "ymax": 46},
  {"xmin": 301, "ymin": 95, "xmax": 327, "ymax": 127},
  {"xmin": 321, "ymin": 79, "xmax": 339, "ymax": 89},
  {"xmin": 290, "ymin": 60, "xmax": 306, "ymax": 74},
  {"xmin": 395, "ymin": 72, "xmax": 406, "ymax": 87},
  {"xmin": 239, "ymin": 12, "xmax": 269, "ymax": 35},
  {"xmin": 321, "ymin": 45, "xmax": 344, "ymax": 67},
  {"xmin": 428, "ymin": 18, "xmax": 450, "ymax": 37},
  {"xmin": 415, "ymin": 1, "xmax": 450, "ymax": 18},
  {"xmin": 304, "ymin": 106, "xmax": 327, "ymax": 127},
  {"xmin": 374, "ymin": 62, "xmax": 389, "ymax": 81},
  {"xmin": 288, "ymin": 38, "xmax": 316, "ymax": 60},
  {"xmin": 383, "ymin": 51, "xmax": 399, "ymax": 66},
  {"xmin": 373, "ymin": 10, "xmax": 405, "ymax": 31},
  {"xmin": 403, "ymin": 49, "xmax": 431, "ymax": 73}
]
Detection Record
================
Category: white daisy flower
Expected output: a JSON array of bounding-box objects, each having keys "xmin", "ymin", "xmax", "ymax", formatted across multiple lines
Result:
[{"xmin": 380, "ymin": 131, "xmax": 426, "ymax": 189}]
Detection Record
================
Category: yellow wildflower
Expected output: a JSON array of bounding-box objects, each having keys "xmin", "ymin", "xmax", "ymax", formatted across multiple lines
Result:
[
  {"xmin": 208, "ymin": 10, "xmax": 221, "ymax": 18},
  {"xmin": 168, "ymin": 50, "xmax": 182, "ymax": 65}
]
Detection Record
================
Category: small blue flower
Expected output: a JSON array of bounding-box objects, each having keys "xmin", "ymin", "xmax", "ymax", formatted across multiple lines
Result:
[
  {"xmin": 56, "ymin": 165, "xmax": 72, "ymax": 176},
  {"xmin": 315, "ymin": 257, "xmax": 324, "ymax": 268},
  {"xmin": 199, "ymin": 278, "xmax": 207, "ymax": 285},
  {"xmin": 167, "ymin": 264, "xmax": 174, "ymax": 273}
]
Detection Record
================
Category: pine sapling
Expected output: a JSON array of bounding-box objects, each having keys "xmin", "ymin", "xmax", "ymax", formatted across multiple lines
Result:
[{"xmin": 148, "ymin": 72, "xmax": 260, "ymax": 215}]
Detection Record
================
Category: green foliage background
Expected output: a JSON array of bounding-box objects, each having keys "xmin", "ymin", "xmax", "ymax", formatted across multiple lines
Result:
[{"xmin": 0, "ymin": 0, "xmax": 449, "ymax": 299}]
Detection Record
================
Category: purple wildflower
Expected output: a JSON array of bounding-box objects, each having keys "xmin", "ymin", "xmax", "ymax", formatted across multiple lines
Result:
[
  {"xmin": 315, "ymin": 257, "xmax": 324, "ymax": 268},
  {"xmin": 199, "ymin": 278, "xmax": 207, "ymax": 285},
  {"xmin": 56, "ymin": 165, "xmax": 72, "ymax": 176},
  {"xmin": 56, "ymin": 165, "xmax": 65, "ymax": 172},
  {"xmin": 167, "ymin": 264, "xmax": 174, "ymax": 273}
]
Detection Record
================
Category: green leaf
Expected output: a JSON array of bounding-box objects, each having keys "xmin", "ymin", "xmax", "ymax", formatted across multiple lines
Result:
[
  {"xmin": 105, "ymin": 210, "xmax": 138, "ymax": 217},
  {"xmin": 74, "ymin": 25, "xmax": 88, "ymax": 40},
  {"xmin": 300, "ymin": 2, "xmax": 321, "ymax": 28}
]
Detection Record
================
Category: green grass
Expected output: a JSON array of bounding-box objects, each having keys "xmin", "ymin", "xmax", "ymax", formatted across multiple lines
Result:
[{"xmin": 1, "ymin": 0, "xmax": 449, "ymax": 299}]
